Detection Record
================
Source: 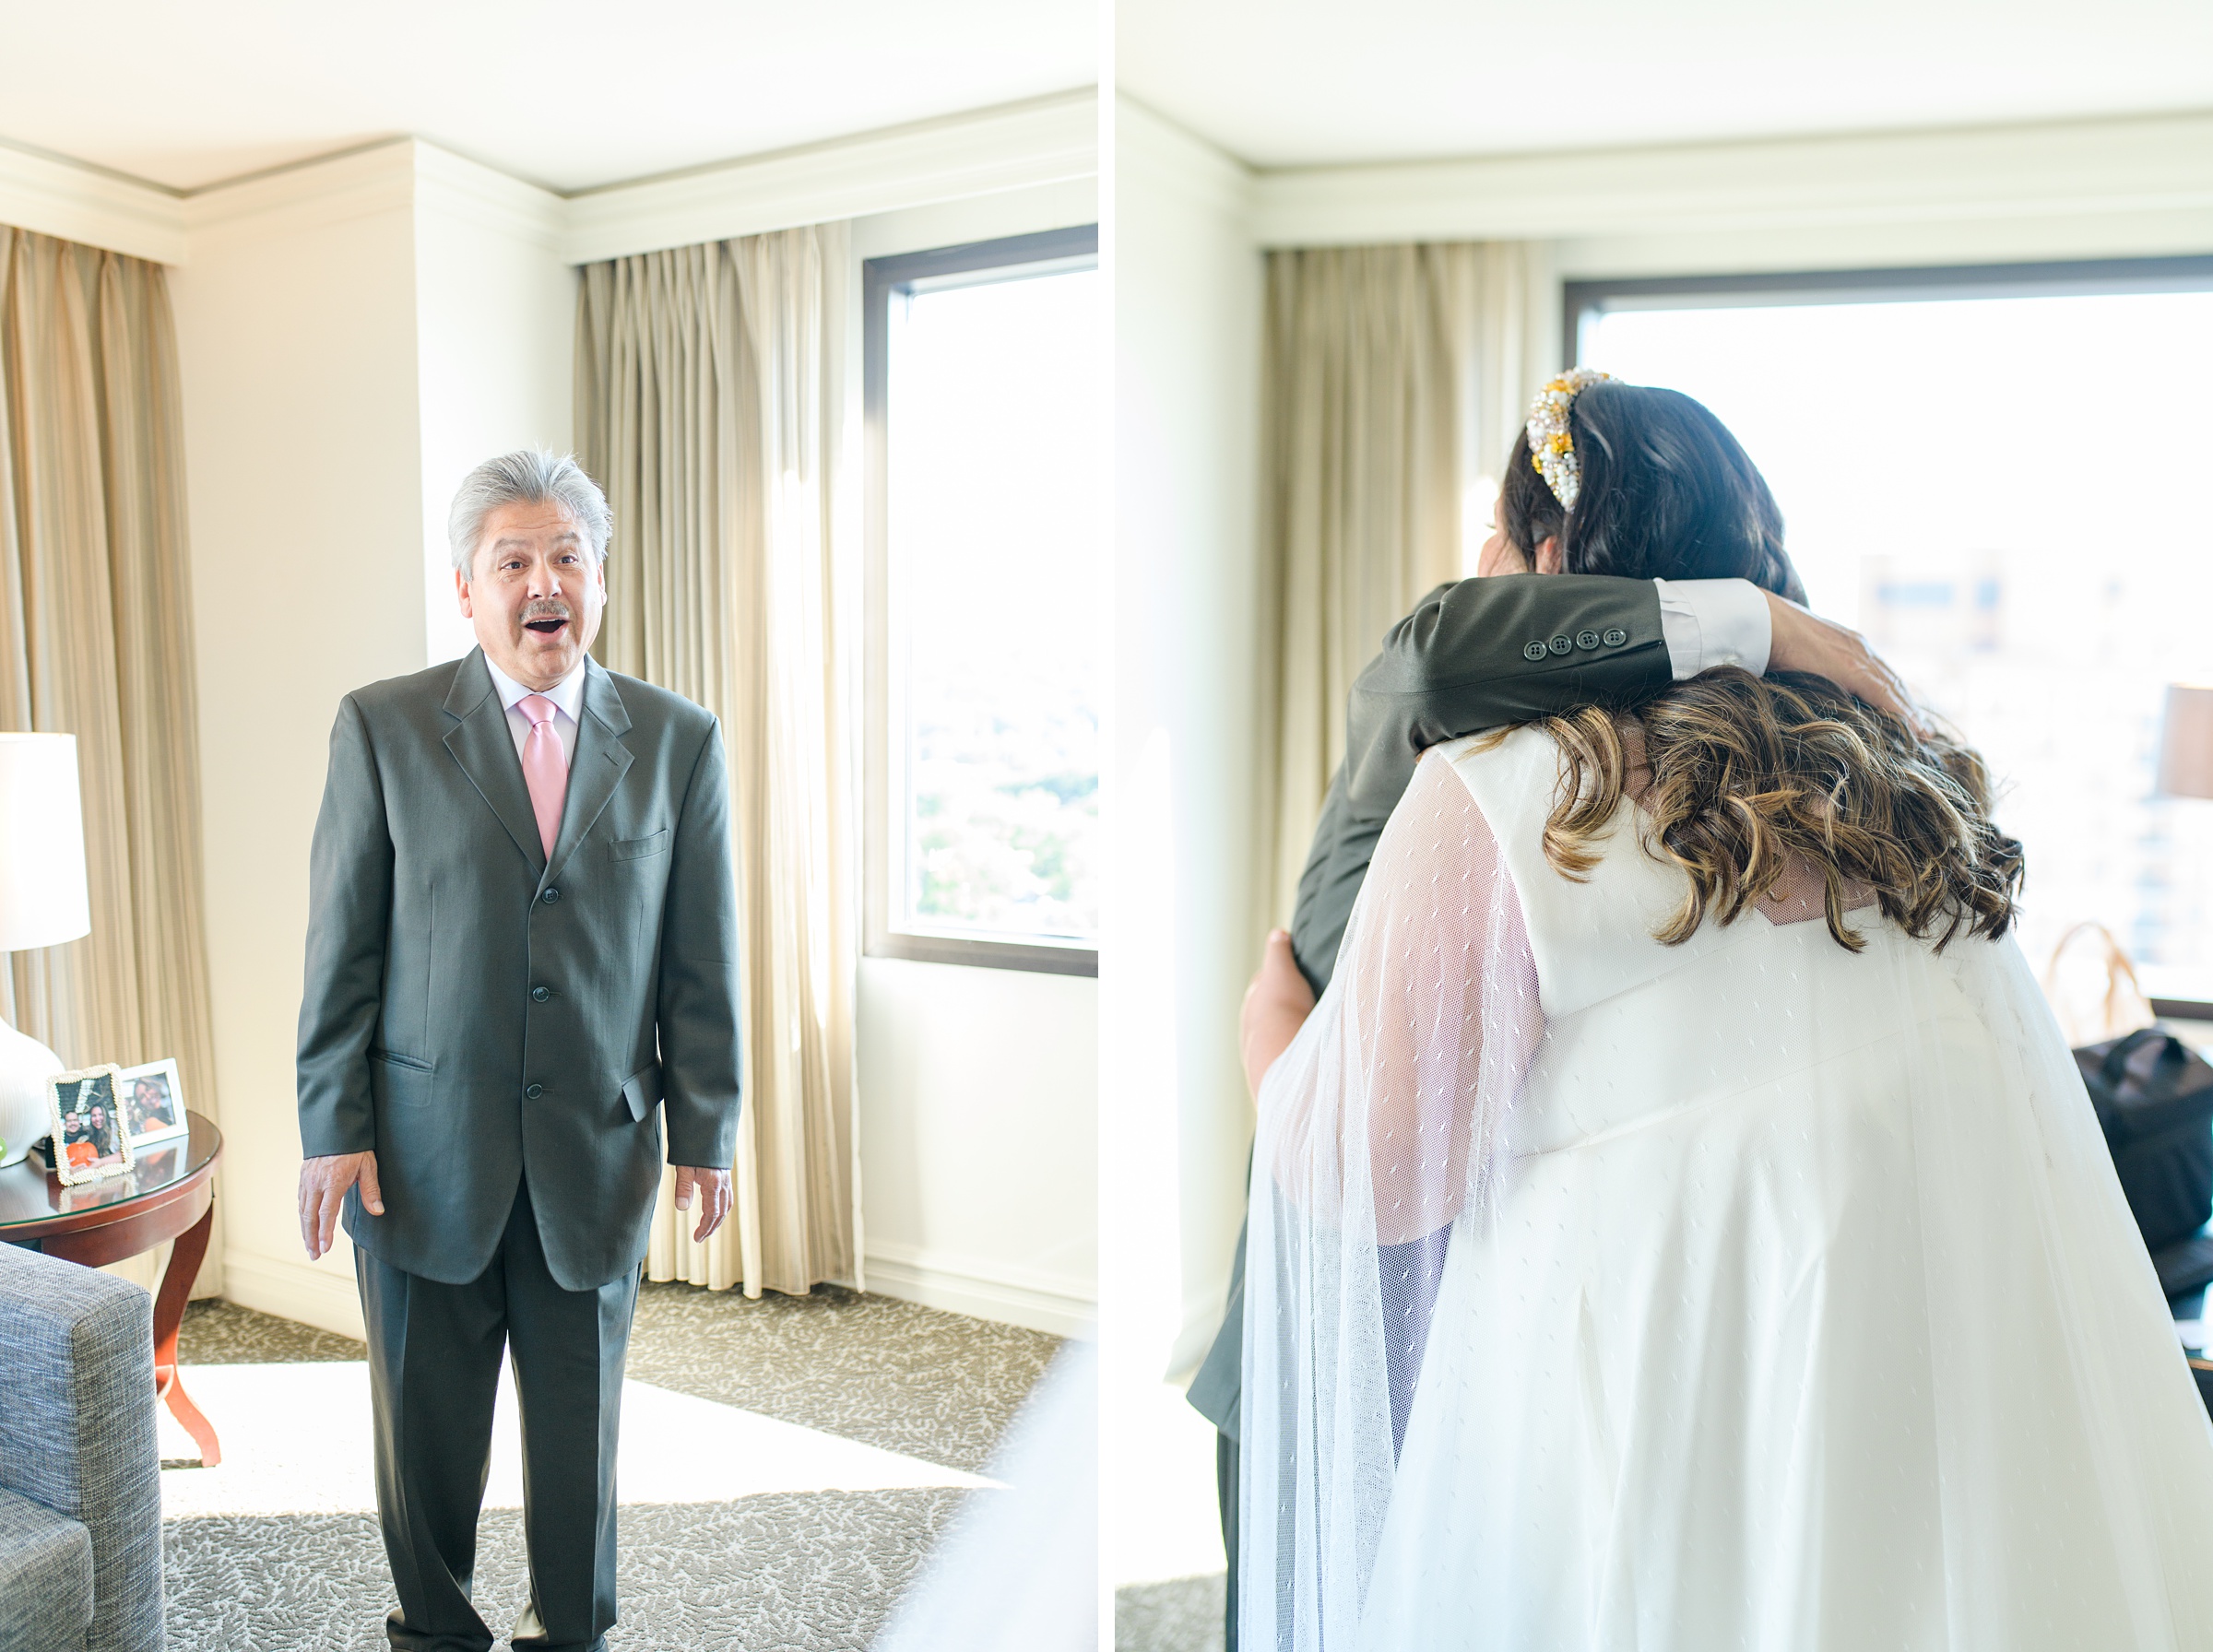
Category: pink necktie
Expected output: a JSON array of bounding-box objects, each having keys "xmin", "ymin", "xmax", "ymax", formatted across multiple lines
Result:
[{"xmin": 518, "ymin": 693, "xmax": 567, "ymax": 859}]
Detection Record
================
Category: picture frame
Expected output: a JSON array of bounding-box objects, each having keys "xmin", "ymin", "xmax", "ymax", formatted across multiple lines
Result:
[
  {"xmin": 45, "ymin": 1065, "xmax": 134, "ymax": 1186},
  {"xmin": 116, "ymin": 1056, "xmax": 189, "ymax": 1150}
]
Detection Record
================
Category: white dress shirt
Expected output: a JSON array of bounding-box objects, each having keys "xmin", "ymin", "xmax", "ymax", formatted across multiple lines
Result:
[
  {"xmin": 482, "ymin": 655, "xmax": 585, "ymax": 773},
  {"xmin": 1654, "ymin": 578, "xmax": 1773, "ymax": 679}
]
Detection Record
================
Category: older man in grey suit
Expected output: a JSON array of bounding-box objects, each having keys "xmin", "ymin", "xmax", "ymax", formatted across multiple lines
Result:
[{"xmin": 295, "ymin": 452, "xmax": 740, "ymax": 1652}]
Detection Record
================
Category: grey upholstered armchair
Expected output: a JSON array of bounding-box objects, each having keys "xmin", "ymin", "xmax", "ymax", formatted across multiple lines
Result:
[{"xmin": 0, "ymin": 1242, "xmax": 163, "ymax": 1652}]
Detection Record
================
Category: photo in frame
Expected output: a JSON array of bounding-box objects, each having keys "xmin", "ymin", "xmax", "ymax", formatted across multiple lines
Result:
[
  {"xmin": 46, "ymin": 1066, "xmax": 134, "ymax": 1186},
  {"xmin": 116, "ymin": 1056, "xmax": 189, "ymax": 1150}
]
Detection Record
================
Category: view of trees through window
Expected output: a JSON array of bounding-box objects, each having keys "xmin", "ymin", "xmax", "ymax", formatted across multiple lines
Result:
[
  {"xmin": 885, "ymin": 255, "xmax": 1099, "ymax": 951},
  {"xmin": 1580, "ymin": 283, "xmax": 2213, "ymax": 997}
]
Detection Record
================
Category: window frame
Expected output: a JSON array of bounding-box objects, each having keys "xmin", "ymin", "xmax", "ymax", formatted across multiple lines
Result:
[
  {"xmin": 1565, "ymin": 253, "xmax": 2213, "ymax": 1021},
  {"xmin": 1564, "ymin": 253, "xmax": 2213, "ymax": 371},
  {"xmin": 861, "ymin": 224, "xmax": 1101, "ymax": 978}
]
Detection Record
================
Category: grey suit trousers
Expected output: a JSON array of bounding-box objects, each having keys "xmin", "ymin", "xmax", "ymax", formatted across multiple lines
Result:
[{"xmin": 356, "ymin": 1178, "xmax": 638, "ymax": 1652}]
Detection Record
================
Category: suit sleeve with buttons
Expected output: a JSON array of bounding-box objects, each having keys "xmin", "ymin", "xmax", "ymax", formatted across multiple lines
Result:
[
  {"xmin": 655, "ymin": 720, "xmax": 742, "ymax": 1170},
  {"xmin": 1290, "ymin": 572, "xmax": 1671, "ymax": 995}
]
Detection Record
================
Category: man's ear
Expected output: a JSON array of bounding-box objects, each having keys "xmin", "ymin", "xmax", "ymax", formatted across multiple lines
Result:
[
  {"xmin": 1534, "ymin": 536, "xmax": 1563, "ymax": 574},
  {"xmin": 455, "ymin": 568, "xmax": 473, "ymax": 617}
]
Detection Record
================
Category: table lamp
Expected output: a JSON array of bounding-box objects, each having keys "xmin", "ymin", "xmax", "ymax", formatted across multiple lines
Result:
[
  {"xmin": 0, "ymin": 733, "xmax": 91, "ymax": 1166},
  {"xmin": 2160, "ymin": 685, "xmax": 2213, "ymax": 804}
]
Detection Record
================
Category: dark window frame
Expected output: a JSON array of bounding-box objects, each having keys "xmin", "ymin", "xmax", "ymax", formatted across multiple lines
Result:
[
  {"xmin": 1564, "ymin": 253, "xmax": 2213, "ymax": 372},
  {"xmin": 862, "ymin": 224, "xmax": 1100, "ymax": 978}
]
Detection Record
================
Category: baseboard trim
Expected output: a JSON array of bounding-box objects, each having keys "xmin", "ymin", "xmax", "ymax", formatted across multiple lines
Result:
[
  {"xmin": 221, "ymin": 1240, "xmax": 1093, "ymax": 1342},
  {"xmin": 863, "ymin": 1243, "xmax": 1095, "ymax": 1338},
  {"xmin": 220, "ymin": 1247, "xmax": 366, "ymax": 1341}
]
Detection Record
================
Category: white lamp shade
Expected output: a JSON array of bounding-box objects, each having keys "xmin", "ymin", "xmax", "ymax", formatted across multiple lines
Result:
[
  {"xmin": 2158, "ymin": 685, "xmax": 2213, "ymax": 803},
  {"xmin": 0, "ymin": 733, "xmax": 91, "ymax": 951}
]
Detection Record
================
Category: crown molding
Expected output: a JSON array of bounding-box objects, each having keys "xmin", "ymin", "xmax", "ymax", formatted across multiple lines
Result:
[
  {"xmin": 1251, "ymin": 109, "xmax": 2213, "ymax": 251},
  {"xmin": 4, "ymin": 92, "xmax": 1095, "ymax": 268},
  {"xmin": 412, "ymin": 142, "xmax": 563, "ymax": 250},
  {"xmin": 0, "ymin": 137, "xmax": 186, "ymax": 263},
  {"xmin": 559, "ymin": 88, "xmax": 1097, "ymax": 264},
  {"xmin": 1117, "ymin": 96, "xmax": 1253, "ymax": 225},
  {"xmin": 180, "ymin": 138, "xmax": 420, "ymax": 250}
]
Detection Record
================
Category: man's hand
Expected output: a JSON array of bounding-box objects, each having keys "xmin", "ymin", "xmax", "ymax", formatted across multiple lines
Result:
[
  {"xmin": 672, "ymin": 1165, "xmax": 733, "ymax": 1244},
  {"xmin": 1240, "ymin": 928, "xmax": 1319, "ymax": 1097},
  {"xmin": 1764, "ymin": 591, "xmax": 1923, "ymax": 733},
  {"xmin": 299, "ymin": 1150, "xmax": 382, "ymax": 1261}
]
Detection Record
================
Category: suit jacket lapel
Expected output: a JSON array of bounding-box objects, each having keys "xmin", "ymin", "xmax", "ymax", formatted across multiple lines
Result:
[
  {"xmin": 546, "ymin": 656, "xmax": 633, "ymax": 887},
  {"xmin": 441, "ymin": 649, "xmax": 546, "ymax": 874}
]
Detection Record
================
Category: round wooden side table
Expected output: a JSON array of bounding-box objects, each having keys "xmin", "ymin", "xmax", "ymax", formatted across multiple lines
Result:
[{"xmin": 0, "ymin": 1109, "xmax": 224, "ymax": 1465}]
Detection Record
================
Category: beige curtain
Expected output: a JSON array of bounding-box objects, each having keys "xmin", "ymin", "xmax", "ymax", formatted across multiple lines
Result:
[
  {"xmin": 575, "ymin": 225, "xmax": 858, "ymax": 1298},
  {"xmin": 1255, "ymin": 241, "xmax": 1556, "ymax": 928},
  {"xmin": 0, "ymin": 226, "xmax": 220, "ymax": 1293}
]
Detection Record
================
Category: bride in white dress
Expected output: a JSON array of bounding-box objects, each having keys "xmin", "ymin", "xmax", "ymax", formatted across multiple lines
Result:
[{"xmin": 1238, "ymin": 373, "xmax": 2213, "ymax": 1651}]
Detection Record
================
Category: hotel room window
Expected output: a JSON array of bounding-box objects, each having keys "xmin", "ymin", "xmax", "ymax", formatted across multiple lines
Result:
[
  {"xmin": 1570, "ymin": 258, "xmax": 2213, "ymax": 1006},
  {"xmin": 864, "ymin": 226, "xmax": 1100, "ymax": 974}
]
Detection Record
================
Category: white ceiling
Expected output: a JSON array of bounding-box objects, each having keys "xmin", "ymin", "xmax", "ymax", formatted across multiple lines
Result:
[
  {"xmin": 1119, "ymin": 0, "xmax": 2213, "ymax": 169},
  {"xmin": 0, "ymin": 0, "xmax": 1095, "ymax": 195}
]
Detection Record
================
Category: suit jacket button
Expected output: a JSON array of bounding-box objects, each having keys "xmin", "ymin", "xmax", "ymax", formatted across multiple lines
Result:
[
  {"xmin": 1547, "ymin": 634, "xmax": 1574, "ymax": 656},
  {"xmin": 1521, "ymin": 641, "xmax": 1548, "ymax": 662},
  {"xmin": 531, "ymin": 985, "xmax": 551, "ymax": 1003},
  {"xmin": 1603, "ymin": 627, "xmax": 1628, "ymax": 646},
  {"xmin": 540, "ymin": 887, "xmax": 561, "ymax": 904},
  {"xmin": 526, "ymin": 1083, "xmax": 544, "ymax": 1100},
  {"xmin": 1576, "ymin": 629, "xmax": 1602, "ymax": 650}
]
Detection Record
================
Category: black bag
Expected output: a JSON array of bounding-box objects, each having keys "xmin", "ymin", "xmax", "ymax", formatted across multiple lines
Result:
[{"xmin": 2076, "ymin": 1026, "xmax": 2213, "ymax": 1290}]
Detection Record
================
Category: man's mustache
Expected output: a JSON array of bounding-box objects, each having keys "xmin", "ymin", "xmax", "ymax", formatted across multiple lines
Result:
[{"xmin": 521, "ymin": 601, "xmax": 573, "ymax": 626}]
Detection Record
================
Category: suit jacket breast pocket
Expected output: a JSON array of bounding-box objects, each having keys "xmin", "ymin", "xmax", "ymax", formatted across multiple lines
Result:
[{"xmin": 612, "ymin": 829, "xmax": 670, "ymax": 862}]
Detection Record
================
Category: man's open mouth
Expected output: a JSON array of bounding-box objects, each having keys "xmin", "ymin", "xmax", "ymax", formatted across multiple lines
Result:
[{"xmin": 524, "ymin": 616, "xmax": 569, "ymax": 635}]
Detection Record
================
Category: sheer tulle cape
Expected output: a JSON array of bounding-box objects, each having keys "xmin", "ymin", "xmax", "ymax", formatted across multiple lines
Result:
[{"xmin": 1242, "ymin": 730, "xmax": 2213, "ymax": 1651}]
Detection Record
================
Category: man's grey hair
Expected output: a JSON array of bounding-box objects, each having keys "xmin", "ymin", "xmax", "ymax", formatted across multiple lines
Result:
[{"xmin": 448, "ymin": 450, "xmax": 612, "ymax": 579}]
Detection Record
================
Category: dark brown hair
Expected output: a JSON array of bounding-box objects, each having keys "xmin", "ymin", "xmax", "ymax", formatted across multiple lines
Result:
[
  {"xmin": 1511, "ymin": 671, "xmax": 2023, "ymax": 951},
  {"xmin": 1502, "ymin": 379, "xmax": 1806, "ymax": 602},
  {"xmin": 1495, "ymin": 379, "xmax": 2020, "ymax": 949}
]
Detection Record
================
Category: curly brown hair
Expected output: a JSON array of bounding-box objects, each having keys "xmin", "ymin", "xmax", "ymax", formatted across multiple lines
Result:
[{"xmin": 1502, "ymin": 668, "xmax": 2024, "ymax": 953}]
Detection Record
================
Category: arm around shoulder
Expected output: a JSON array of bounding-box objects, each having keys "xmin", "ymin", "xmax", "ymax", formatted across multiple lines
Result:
[{"xmin": 1343, "ymin": 573, "xmax": 1670, "ymax": 824}]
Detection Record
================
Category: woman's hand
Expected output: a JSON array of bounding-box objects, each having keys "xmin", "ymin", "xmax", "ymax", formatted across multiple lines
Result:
[
  {"xmin": 1241, "ymin": 928, "xmax": 1318, "ymax": 1097},
  {"xmin": 1764, "ymin": 591, "xmax": 1925, "ymax": 733}
]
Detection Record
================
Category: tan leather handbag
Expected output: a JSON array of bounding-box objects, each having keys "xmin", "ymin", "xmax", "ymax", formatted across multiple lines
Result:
[{"xmin": 2042, "ymin": 921, "xmax": 2159, "ymax": 1048}]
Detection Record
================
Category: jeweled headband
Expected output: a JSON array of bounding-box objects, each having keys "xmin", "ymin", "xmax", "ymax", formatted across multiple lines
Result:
[{"xmin": 1526, "ymin": 369, "xmax": 1615, "ymax": 511}]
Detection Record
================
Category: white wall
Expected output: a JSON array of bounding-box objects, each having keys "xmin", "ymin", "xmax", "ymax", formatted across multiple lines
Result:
[
  {"xmin": 855, "ymin": 959, "xmax": 1096, "ymax": 1330},
  {"xmin": 411, "ymin": 148, "xmax": 574, "ymax": 662},
  {"xmin": 171, "ymin": 140, "xmax": 575, "ymax": 1338},
  {"xmin": 172, "ymin": 145, "xmax": 432, "ymax": 1335},
  {"xmin": 847, "ymin": 177, "xmax": 1101, "ymax": 1339},
  {"xmin": 1102, "ymin": 94, "xmax": 1265, "ymax": 1591},
  {"xmin": 1106, "ymin": 97, "xmax": 1261, "ymax": 1385}
]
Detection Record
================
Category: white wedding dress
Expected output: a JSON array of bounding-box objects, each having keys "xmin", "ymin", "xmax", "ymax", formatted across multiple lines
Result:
[{"xmin": 1243, "ymin": 727, "xmax": 2213, "ymax": 1651}]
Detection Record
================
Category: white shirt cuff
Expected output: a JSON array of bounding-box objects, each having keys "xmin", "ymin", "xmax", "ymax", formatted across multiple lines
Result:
[{"xmin": 1654, "ymin": 578, "xmax": 1772, "ymax": 679}]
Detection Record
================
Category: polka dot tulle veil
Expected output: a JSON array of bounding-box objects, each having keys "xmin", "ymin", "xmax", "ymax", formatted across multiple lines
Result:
[{"xmin": 1240, "ymin": 729, "xmax": 2213, "ymax": 1651}]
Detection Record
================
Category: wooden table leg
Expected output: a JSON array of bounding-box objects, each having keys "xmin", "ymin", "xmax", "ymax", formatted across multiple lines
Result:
[{"xmin": 152, "ymin": 1199, "xmax": 220, "ymax": 1467}]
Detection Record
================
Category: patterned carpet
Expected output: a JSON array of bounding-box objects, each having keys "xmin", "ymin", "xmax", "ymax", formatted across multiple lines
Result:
[
  {"xmin": 1115, "ymin": 1575, "xmax": 1224, "ymax": 1652},
  {"xmin": 163, "ymin": 1283, "xmax": 1058, "ymax": 1650}
]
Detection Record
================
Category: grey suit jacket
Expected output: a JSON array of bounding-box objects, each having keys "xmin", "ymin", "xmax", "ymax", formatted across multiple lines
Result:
[
  {"xmin": 296, "ymin": 648, "xmax": 741, "ymax": 1292},
  {"xmin": 1188, "ymin": 573, "xmax": 1671, "ymax": 1436}
]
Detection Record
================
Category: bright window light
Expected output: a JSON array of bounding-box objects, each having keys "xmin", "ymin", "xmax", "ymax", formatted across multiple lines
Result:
[
  {"xmin": 884, "ymin": 255, "xmax": 1099, "ymax": 955},
  {"xmin": 1584, "ymin": 284, "xmax": 2213, "ymax": 993}
]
